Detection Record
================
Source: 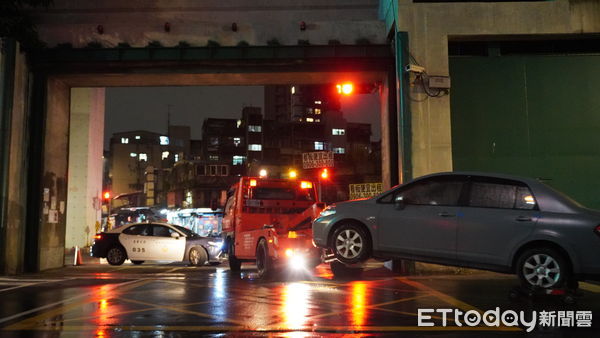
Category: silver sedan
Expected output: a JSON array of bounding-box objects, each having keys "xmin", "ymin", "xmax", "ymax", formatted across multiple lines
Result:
[{"xmin": 313, "ymin": 172, "xmax": 600, "ymax": 288}]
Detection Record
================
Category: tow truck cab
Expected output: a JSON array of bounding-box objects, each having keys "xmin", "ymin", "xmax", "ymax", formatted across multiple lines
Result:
[{"xmin": 222, "ymin": 177, "xmax": 324, "ymax": 277}]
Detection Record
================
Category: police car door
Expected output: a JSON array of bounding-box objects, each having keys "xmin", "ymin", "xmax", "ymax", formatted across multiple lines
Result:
[
  {"xmin": 148, "ymin": 224, "xmax": 187, "ymax": 261},
  {"xmin": 119, "ymin": 224, "xmax": 152, "ymax": 260}
]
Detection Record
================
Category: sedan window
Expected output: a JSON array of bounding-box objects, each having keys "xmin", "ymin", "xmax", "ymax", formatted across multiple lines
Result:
[
  {"xmin": 379, "ymin": 176, "xmax": 466, "ymax": 206},
  {"xmin": 152, "ymin": 225, "xmax": 178, "ymax": 237},
  {"xmin": 122, "ymin": 224, "xmax": 150, "ymax": 236},
  {"xmin": 468, "ymin": 179, "xmax": 537, "ymax": 210}
]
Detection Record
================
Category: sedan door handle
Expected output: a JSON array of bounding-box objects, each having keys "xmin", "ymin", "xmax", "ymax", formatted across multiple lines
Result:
[
  {"xmin": 438, "ymin": 212, "xmax": 455, "ymax": 218},
  {"xmin": 515, "ymin": 216, "xmax": 532, "ymax": 222}
]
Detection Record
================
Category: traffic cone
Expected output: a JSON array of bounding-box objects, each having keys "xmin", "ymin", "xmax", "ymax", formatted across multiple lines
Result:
[{"xmin": 73, "ymin": 246, "xmax": 83, "ymax": 266}]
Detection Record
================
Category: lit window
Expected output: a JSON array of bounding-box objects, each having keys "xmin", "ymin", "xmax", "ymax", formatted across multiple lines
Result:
[
  {"xmin": 248, "ymin": 144, "xmax": 262, "ymax": 151},
  {"xmin": 314, "ymin": 142, "xmax": 324, "ymax": 150},
  {"xmin": 233, "ymin": 137, "xmax": 241, "ymax": 146},
  {"xmin": 159, "ymin": 136, "xmax": 169, "ymax": 145},
  {"xmin": 291, "ymin": 86, "xmax": 295, "ymax": 94},
  {"xmin": 306, "ymin": 117, "xmax": 314, "ymax": 122},
  {"xmin": 332, "ymin": 128, "xmax": 345, "ymax": 135},
  {"xmin": 130, "ymin": 152, "xmax": 137, "ymax": 157},
  {"xmin": 333, "ymin": 147, "xmax": 345, "ymax": 154},
  {"xmin": 139, "ymin": 153, "xmax": 148, "ymax": 161},
  {"xmin": 314, "ymin": 108, "xmax": 321, "ymax": 115},
  {"xmin": 135, "ymin": 135, "xmax": 141, "ymax": 140},
  {"xmin": 315, "ymin": 119, "xmax": 321, "ymax": 122},
  {"xmin": 121, "ymin": 137, "xmax": 129, "ymax": 144},
  {"xmin": 237, "ymin": 119, "xmax": 242, "ymax": 128},
  {"xmin": 248, "ymin": 125, "xmax": 262, "ymax": 132},
  {"xmin": 233, "ymin": 156, "xmax": 245, "ymax": 165},
  {"xmin": 161, "ymin": 151, "xmax": 169, "ymax": 160},
  {"xmin": 314, "ymin": 100, "xmax": 322, "ymax": 105},
  {"xmin": 174, "ymin": 154, "xmax": 179, "ymax": 162},
  {"xmin": 185, "ymin": 191, "xmax": 193, "ymax": 207},
  {"xmin": 209, "ymin": 155, "xmax": 219, "ymax": 161}
]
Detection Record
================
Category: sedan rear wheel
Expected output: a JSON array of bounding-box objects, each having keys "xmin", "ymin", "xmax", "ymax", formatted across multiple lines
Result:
[{"xmin": 517, "ymin": 248, "xmax": 568, "ymax": 289}]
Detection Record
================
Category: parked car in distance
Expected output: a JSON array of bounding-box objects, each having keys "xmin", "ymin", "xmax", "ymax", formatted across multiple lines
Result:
[
  {"xmin": 313, "ymin": 172, "xmax": 600, "ymax": 288},
  {"xmin": 92, "ymin": 222, "xmax": 224, "ymax": 266}
]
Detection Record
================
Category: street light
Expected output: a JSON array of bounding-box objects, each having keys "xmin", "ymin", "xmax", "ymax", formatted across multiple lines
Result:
[{"xmin": 259, "ymin": 169, "xmax": 268, "ymax": 178}]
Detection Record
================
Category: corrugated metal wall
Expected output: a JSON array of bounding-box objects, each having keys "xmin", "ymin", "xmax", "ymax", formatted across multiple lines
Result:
[{"xmin": 450, "ymin": 55, "xmax": 600, "ymax": 209}]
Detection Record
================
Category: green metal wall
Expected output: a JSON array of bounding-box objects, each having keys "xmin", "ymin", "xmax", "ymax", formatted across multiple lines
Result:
[{"xmin": 450, "ymin": 55, "xmax": 600, "ymax": 209}]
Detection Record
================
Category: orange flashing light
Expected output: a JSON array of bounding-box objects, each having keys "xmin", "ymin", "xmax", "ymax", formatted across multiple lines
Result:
[
  {"xmin": 249, "ymin": 179, "xmax": 257, "ymax": 187},
  {"xmin": 288, "ymin": 231, "xmax": 298, "ymax": 239},
  {"xmin": 289, "ymin": 170, "xmax": 298, "ymax": 179},
  {"xmin": 320, "ymin": 168, "xmax": 329, "ymax": 180},
  {"xmin": 94, "ymin": 234, "xmax": 102, "ymax": 240},
  {"xmin": 300, "ymin": 181, "xmax": 313, "ymax": 189},
  {"xmin": 103, "ymin": 191, "xmax": 111, "ymax": 200}
]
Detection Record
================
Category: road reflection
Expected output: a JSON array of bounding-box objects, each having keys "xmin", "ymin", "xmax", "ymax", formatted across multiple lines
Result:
[
  {"xmin": 350, "ymin": 281, "xmax": 367, "ymax": 328},
  {"xmin": 280, "ymin": 283, "xmax": 311, "ymax": 330}
]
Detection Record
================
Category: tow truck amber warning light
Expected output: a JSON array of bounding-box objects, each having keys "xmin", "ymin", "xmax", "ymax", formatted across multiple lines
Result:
[
  {"xmin": 249, "ymin": 179, "xmax": 257, "ymax": 187},
  {"xmin": 300, "ymin": 181, "xmax": 313, "ymax": 189}
]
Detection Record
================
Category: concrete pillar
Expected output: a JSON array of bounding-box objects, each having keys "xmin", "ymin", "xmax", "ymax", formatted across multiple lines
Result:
[
  {"xmin": 3, "ymin": 42, "xmax": 30, "ymax": 274},
  {"xmin": 66, "ymin": 88, "xmax": 105, "ymax": 249}
]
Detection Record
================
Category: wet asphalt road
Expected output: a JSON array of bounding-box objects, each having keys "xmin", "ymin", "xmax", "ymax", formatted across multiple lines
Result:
[{"xmin": 0, "ymin": 260, "xmax": 599, "ymax": 337}]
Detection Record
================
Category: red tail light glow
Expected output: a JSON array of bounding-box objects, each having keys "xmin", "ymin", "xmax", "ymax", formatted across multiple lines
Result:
[
  {"xmin": 94, "ymin": 234, "xmax": 102, "ymax": 240},
  {"xmin": 595, "ymin": 225, "xmax": 600, "ymax": 238}
]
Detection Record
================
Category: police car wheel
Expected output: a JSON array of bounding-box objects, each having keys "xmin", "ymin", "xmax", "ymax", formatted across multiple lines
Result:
[
  {"xmin": 189, "ymin": 247, "xmax": 208, "ymax": 266},
  {"xmin": 106, "ymin": 246, "xmax": 126, "ymax": 266}
]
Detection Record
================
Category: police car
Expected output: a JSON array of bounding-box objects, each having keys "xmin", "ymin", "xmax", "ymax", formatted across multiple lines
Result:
[{"xmin": 91, "ymin": 222, "xmax": 224, "ymax": 266}]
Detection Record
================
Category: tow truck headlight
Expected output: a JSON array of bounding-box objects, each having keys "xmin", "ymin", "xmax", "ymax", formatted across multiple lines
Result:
[
  {"xmin": 319, "ymin": 205, "xmax": 336, "ymax": 218},
  {"xmin": 290, "ymin": 254, "xmax": 306, "ymax": 270}
]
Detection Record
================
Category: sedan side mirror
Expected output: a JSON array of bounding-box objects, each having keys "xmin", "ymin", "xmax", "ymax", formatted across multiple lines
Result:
[
  {"xmin": 394, "ymin": 196, "xmax": 405, "ymax": 210},
  {"xmin": 171, "ymin": 232, "xmax": 180, "ymax": 239}
]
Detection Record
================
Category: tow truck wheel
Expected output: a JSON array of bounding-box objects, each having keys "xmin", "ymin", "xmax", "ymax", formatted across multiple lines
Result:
[
  {"xmin": 256, "ymin": 239, "xmax": 273, "ymax": 279},
  {"xmin": 331, "ymin": 223, "xmax": 370, "ymax": 265},
  {"xmin": 330, "ymin": 261, "xmax": 363, "ymax": 279},
  {"xmin": 189, "ymin": 247, "xmax": 208, "ymax": 266},
  {"xmin": 228, "ymin": 240, "xmax": 242, "ymax": 272}
]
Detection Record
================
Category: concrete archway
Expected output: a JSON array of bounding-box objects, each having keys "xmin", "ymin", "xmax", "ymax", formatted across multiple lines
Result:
[{"xmin": 22, "ymin": 45, "xmax": 399, "ymax": 272}]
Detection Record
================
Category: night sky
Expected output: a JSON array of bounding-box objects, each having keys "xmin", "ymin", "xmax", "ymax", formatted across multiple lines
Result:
[{"xmin": 104, "ymin": 86, "xmax": 381, "ymax": 148}]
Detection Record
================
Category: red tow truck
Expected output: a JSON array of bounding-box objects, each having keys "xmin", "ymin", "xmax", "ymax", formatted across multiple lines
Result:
[{"xmin": 221, "ymin": 176, "xmax": 325, "ymax": 278}]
